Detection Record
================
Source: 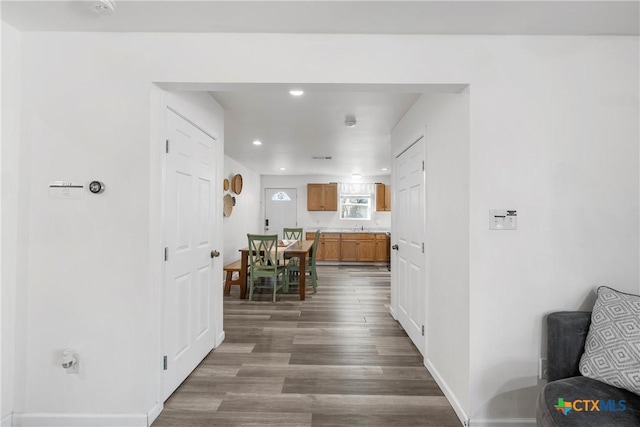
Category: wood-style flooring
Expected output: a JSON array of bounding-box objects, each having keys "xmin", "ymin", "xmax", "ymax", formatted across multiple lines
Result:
[{"xmin": 152, "ymin": 266, "xmax": 461, "ymax": 427}]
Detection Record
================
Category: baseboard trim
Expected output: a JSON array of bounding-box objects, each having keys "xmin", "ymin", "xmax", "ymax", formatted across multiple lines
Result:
[
  {"xmin": 424, "ymin": 357, "xmax": 470, "ymax": 427},
  {"xmin": 1, "ymin": 413, "xmax": 12, "ymax": 427},
  {"xmin": 469, "ymin": 418, "xmax": 536, "ymax": 427},
  {"xmin": 13, "ymin": 413, "xmax": 147, "ymax": 427},
  {"xmin": 147, "ymin": 403, "xmax": 163, "ymax": 427},
  {"xmin": 389, "ymin": 306, "xmax": 396, "ymax": 320},
  {"xmin": 216, "ymin": 330, "xmax": 226, "ymax": 347}
]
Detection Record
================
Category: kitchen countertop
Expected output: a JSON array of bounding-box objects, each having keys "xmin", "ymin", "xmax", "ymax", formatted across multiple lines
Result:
[{"xmin": 308, "ymin": 228, "xmax": 390, "ymax": 234}]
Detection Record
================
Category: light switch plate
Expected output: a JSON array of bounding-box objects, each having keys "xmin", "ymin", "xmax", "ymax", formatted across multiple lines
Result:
[{"xmin": 489, "ymin": 209, "xmax": 517, "ymax": 230}]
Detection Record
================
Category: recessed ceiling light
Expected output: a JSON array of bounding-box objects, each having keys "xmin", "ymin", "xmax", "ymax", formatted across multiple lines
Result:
[
  {"xmin": 289, "ymin": 90, "xmax": 304, "ymax": 96},
  {"xmin": 351, "ymin": 173, "xmax": 362, "ymax": 179},
  {"xmin": 253, "ymin": 140, "xmax": 262, "ymax": 146},
  {"xmin": 279, "ymin": 167, "xmax": 286, "ymax": 171},
  {"xmin": 382, "ymin": 168, "xmax": 388, "ymax": 171}
]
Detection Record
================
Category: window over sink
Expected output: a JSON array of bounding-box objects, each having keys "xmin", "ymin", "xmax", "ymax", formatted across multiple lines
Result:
[{"xmin": 339, "ymin": 183, "xmax": 374, "ymax": 220}]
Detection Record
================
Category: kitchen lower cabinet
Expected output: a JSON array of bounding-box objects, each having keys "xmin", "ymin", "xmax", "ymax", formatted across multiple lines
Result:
[
  {"xmin": 374, "ymin": 233, "xmax": 390, "ymax": 262},
  {"xmin": 306, "ymin": 232, "xmax": 388, "ymax": 263},
  {"xmin": 307, "ymin": 232, "xmax": 340, "ymax": 261},
  {"xmin": 340, "ymin": 233, "xmax": 375, "ymax": 262}
]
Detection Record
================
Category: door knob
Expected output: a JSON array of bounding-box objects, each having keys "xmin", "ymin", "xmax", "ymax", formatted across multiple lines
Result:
[
  {"xmin": 210, "ymin": 250, "xmax": 220, "ymax": 258},
  {"xmin": 391, "ymin": 244, "xmax": 399, "ymax": 250}
]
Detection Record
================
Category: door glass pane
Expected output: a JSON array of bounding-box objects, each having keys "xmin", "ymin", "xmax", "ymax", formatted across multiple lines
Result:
[{"xmin": 271, "ymin": 191, "xmax": 291, "ymax": 201}]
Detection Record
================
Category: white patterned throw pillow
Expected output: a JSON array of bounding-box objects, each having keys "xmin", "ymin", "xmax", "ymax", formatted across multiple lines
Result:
[{"xmin": 579, "ymin": 286, "xmax": 640, "ymax": 395}]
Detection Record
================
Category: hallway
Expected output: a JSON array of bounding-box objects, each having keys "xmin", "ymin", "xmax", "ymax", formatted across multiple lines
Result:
[{"xmin": 152, "ymin": 266, "xmax": 460, "ymax": 426}]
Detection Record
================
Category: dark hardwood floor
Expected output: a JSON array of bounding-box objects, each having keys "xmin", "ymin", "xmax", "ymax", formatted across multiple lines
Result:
[{"xmin": 152, "ymin": 266, "xmax": 461, "ymax": 427}]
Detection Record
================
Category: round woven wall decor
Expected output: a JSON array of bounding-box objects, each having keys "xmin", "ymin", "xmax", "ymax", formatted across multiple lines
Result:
[
  {"xmin": 231, "ymin": 174, "xmax": 243, "ymax": 195},
  {"xmin": 223, "ymin": 194, "xmax": 234, "ymax": 217}
]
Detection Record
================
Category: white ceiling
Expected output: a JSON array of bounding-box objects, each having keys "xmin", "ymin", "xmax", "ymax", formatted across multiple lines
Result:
[
  {"xmin": 213, "ymin": 87, "xmax": 425, "ymax": 177},
  {"xmin": 3, "ymin": 1, "xmax": 638, "ymax": 176},
  {"xmin": 2, "ymin": 1, "xmax": 639, "ymax": 35}
]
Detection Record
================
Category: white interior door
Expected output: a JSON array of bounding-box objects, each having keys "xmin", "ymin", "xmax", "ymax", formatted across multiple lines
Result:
[
  {"xmin": 394, "ymin": 137, "xmax": 425, "ymax": 355},
  {"xmin": 163, "ymin": 109, "xmax": 217, "ymax": 401},
  {"xmin": 265, "ymin": 188, "xmax": 297, "ymax": 238}
]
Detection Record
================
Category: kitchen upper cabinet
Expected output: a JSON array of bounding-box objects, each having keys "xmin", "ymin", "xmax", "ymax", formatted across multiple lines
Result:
[
  {"xmin": 375, "ymin": 183, "xmax": 391, "ymax": 211},
  {"xmin": 307, "ymin": 183, "xmax": 338, "ymax": 211}
]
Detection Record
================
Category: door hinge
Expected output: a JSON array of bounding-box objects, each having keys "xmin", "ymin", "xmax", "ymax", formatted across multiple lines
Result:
[
  {"xmin": 422, "ymin": 242, "xmax": 425, "ymax": 253},
  {"xmin": 422, "ymin": 160, "xmax": 425, "ymax": 171},
  {"xmin": 422, "ymin": 325, "xmax": 425, "ymax": 336},
  {"xmin": 163, "ymin": 355, "xmax": 168, "ymax": 370},
  {"xmin": 165, "ymin": 139, "xmax": 170, "ymax": 153},
  {"xmin": 164, "ymin": 247, "xmax": 168, "ymax": 261}
]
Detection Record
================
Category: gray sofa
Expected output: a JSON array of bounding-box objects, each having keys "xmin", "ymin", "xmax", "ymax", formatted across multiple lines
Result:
[{"xmin": 536, "ymin": 311, "xmax": 640, "ymax": 426}]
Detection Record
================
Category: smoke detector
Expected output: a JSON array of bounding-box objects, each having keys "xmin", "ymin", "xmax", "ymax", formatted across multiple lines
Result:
[
  {"xmin": 344, "ymin": 116, "xmax": 357, "ymax": 128},
  {"xmin": 93, "ymin": 0, "xmax": 116, "ymax": 15}
]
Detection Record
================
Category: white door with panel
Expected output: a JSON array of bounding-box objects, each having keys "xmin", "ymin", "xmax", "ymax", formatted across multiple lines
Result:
[
  {"xmin": 394, "ymin": 137, "xmax": 426, "ymax": 355},
  {"xmin": 163, "ymin": 109, "xmax": 218, "ymax": 401},
  {"xmin": 265, "ymin": 188, "xmax": 297, "ymax": 239}
]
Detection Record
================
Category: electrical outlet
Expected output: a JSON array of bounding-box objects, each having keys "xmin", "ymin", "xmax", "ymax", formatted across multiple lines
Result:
[{"xmin": 539, "ymin": 358, "xmax": 548, "ymax": 380}]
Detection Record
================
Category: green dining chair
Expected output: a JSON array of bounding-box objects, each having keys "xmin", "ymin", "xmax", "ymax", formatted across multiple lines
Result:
[
  {"xmin": 283, "ymin": 228, "xmax": 303, "ymax": 242},
  {"xmin": 306, "ymin": 231, "xmax": 321, "ymax": 292},
  {"xmin": 283, "ymin": 227, "xmax": 304, "ymax": 267},
  {"xmin": 247, "ymin": 234, "xmax": 289, "ymax": 302},
  {"xmin": 288, "ymin": 231, "xmax": 320, "ymax": 293}
]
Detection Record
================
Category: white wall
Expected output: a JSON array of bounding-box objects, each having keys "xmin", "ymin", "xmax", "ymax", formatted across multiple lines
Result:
[
  {"xmin": 4, "ymin": 31, "xmax": 638, "ymax": 425},
  {"xmin": 1, "ymin": 22, "xmax": 22, "ymax": 423},
  {"xmin": 222, "ymin": 156, "xmax": 262, "ymax": 266},
  {"xmin": 262, "ymin": 174, "xmax": 391, "ymax": 232},
  {"xmin": 391, "ymin": 90, "xmax": 471, "ymax": 418},
  {"xmin": 7, "ymin": 29, "xmax": 227, "ymax": 422},
  {"xmin": 466, "ymin": 42, "xmax": 639, "ymax": 424}
]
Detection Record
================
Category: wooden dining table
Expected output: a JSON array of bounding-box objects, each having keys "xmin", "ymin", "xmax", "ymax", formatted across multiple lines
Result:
[{"xmin": 238, "ymin": 239, "xmax": 315, "ymax": 300}]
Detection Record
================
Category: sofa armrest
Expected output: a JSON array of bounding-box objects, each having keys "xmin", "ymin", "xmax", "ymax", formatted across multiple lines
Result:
[{"xmin": 546, "ymin": 311, "xmax": 591, "ymax": 381}]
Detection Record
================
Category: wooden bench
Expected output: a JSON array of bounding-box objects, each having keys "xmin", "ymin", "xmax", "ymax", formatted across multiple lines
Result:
[{"xmin": 223, "ymin": 260, "xmax": 247, "ymax": 298}]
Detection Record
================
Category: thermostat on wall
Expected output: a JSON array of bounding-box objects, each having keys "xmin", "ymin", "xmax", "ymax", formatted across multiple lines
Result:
[
  {"xmin": 489, "ymin": 209, "xmax": 517, "ymax": 230},
  {"xmin": 89, "ymin": 181, "xmax": 105, "ymax": 194}
]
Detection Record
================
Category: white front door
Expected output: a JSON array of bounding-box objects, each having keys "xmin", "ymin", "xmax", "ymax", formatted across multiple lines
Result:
[
  {"xmin": 163, "ymin": 109, "xmax": 217, "ymax": 400},
  {"xmin": 265, "ymin": 188, "xmax": 297, "ymax": 239},
  {"xmin": 394, "ymin": 137, "xmax": 425, "ymax": 355}
]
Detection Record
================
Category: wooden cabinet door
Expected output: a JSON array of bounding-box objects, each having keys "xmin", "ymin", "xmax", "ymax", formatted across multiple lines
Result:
[
  {"xmin": 375, "ymin": 234, "xmax": 389, "ymax": 261},
  {"xmin": 307, "ymin": 184, "xmax": 324, "ymax": 210},
  {"xmin": 307, "ymin": 183, "xmax": 337, "ymax": 211},
  {"xmin": 384, "ymin": 185, "xmax": 391, "ymax": 211},
  {"xmin": 375, "ymin": 183, "xmax": 386, "ymax": 211},
  {"xmin": 358, "ymin": 239, "xmax": 375, "ymax": 261},
  {"xmin": 323, "ymin": 237, "xmax": 341, "ymax": 261},
  {"xmin": 340, "ymin": 238, "xmax": 359, "ymax": 261},
  {"xmin": 323, "ymin": 183, "xmax": 338, "ymax": 211},
  {"xmin": 375, "ymin": 183, "xmax": 391, "ymax": 211},
  {"xmin": 316, "ymin": 241, "xmax": 326, "ymax": 261}
]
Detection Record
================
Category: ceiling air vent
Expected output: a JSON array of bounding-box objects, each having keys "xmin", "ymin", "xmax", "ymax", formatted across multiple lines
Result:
[{"xmin": 312, "ymin": 156, "xmax": 333, "ymax": 160}]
